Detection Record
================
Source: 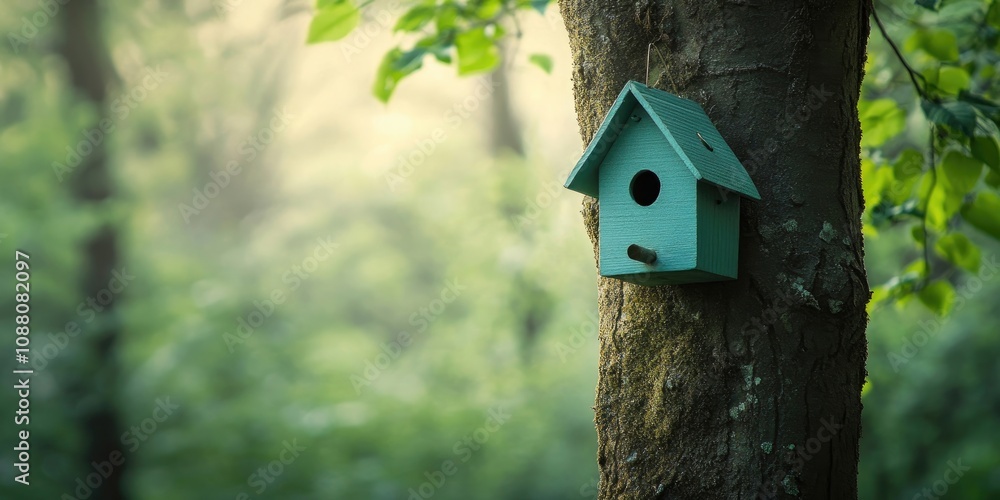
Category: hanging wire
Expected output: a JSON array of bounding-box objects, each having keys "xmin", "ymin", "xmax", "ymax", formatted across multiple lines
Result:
[{"xmin": 646, "ymin": 43, "xmax": 652, "ymax": 85}]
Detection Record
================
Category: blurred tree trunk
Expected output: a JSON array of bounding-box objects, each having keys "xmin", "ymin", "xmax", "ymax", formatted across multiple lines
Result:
[
  {"xmin": 489, "ymin": 50, "xmax": 525, "ymax": 157},
  {"xmin": 59, "ymin": 2, "xmax": 128, "ymax": 499},
  {"xmin": 488, "ymin": 47, "xmax": 555, "ymax": 358},
  {"xmin": 559, "ymin": 2, "xmax": 871, "ymax": 498}
]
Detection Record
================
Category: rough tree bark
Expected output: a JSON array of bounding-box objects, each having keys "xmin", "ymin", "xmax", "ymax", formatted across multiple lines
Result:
[{"xmin": 559, "ymin": 1, "xmax": 871, "ymax": 498}]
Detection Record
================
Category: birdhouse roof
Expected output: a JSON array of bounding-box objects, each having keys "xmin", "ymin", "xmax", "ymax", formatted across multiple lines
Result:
[{"xmin": 564, "ymin": 81, "xmax": 761, "ymax": 200}]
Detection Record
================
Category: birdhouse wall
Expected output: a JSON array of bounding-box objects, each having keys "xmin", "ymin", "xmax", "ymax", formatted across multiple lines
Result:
[
  {"xmin": 696, "ymin": 182, "xmax": 741, "ymax": 279},
  {"xmin": 598, "ymin": 105, "xmax": 697, "ymax": 280}
]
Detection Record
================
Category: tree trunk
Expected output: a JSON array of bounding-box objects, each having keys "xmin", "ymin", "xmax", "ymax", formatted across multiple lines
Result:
[
  {"xmin": 59, "ymin": 2, "xmax": 128, "ymax": 499},
  {"xmin": 559, "ymin": 2, "xmax": 871, "ymax": 498},
  {"xmin": 489, "ymin": 48, "xmax": 525, "ymax": 157}
]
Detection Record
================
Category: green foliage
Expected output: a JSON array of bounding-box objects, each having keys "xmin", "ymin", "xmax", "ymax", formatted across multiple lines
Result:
[
  {"xmin": 861, "ymin": 222, "xmax": 1000, "ymax": 497},
  {"xmin": 373, "ymin": 47, "xmax": 427, "ymax": 102},
  {"xmin": 906, "ymin": 28, "xmax": 959, "ymax": 61},
  {"xmin": 971, "ymin": 135, "xmax": 1000, "ymax": 170},
  {"xmin": 394, "ymin": 4, "xmax": 437, "ymax": 32},
  {"xmin": 929, "ymin": 65, "xmax": 971, "ymax": 94},
  {"xmin": 0, "ymin": 2, "xmax": 606, "ymax": 496},
  {"xmin": 307, "ymin": 0, "xmax": 362, "ymax": 43},
  {"xmin": 307, "ymin": 0, "xmax": 553, "ymax": 101},
  {"xmin": 527, "ymin": 53, "xmax": 553, "ymax": 74},
  {"xmin": 961, "ymin": 190, "xmax": 1000, "ymax": 239},
  {"xmin": 860, "ymin": 98, "xmax": 907, "ymax": 148},
  {"xmin": 920, "ymin": 99, "xmax": 977, "ymax": 136},
  {"xmin": 940, "ymin": 151, "xmax": 982, "ymax": 194},
  {"xmin": 917, "ymin": 279, "xmax": 956, "ymax": 315},
  {"xmin": 865, "ymin": 0, "xmax": 1000, "ymax": 314},
  {"xmin": 455, "ymin": 26, "xmax": 502, "ymax": 75},
  {"xmin": 935, "ymin": 232, "xmax": 981, "ymax": 272}
]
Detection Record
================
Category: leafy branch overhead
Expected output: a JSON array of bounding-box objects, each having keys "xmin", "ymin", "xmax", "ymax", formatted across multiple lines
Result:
[
  {"xmin": 307, "ymin": 0, "xmax": 1000, "ymax": 318},
  {"xmin": 307, "ymin": 0, "xmax": 552, "ymax": 102},
  {"xmin": 864, "ymin": 0, "xmax": 1000, "ymax": 316}
]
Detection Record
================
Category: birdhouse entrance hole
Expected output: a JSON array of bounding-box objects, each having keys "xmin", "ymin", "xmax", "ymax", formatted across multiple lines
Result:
[{"xmin": 630, "ymin": 170, "xmax": 660, "ymax": 206}]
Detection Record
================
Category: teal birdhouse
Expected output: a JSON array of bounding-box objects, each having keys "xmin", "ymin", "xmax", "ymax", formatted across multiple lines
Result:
[{"xmin": 564, "ymin": 81, "xmax": 760, "ymax": 285}]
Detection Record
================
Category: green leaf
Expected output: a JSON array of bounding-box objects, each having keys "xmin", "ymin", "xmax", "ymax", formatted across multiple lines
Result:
[
  {"xmin": 917, "ymin": 169, "xmax": 935, "ymax": 208},
  {"xmin": 528, "ymin": 53, "xmax": 553, "ymax": 74},
  {"xmin": 887, "ymin": 149, "xmax": 924, "ymax": 203},
  {"xmin": 935, "ymin": 232, "xmax": 981, "ymax": 272},
  {"xmin": 937, "ymin": 0, "xmax": 985, "ymax": 20},
  {"xmin": 875, "ymin": 272, "xmax": 923, "ymax": 312},
  {"xmin": 455, "ymin": 27, "xmax": 501, "ymax": 75},
  {"xmin": 923, "ymin": 177, "xmax": 963, "ymax": 230},
  {"xmin": 905, "ymin": 258, "xmax": 928, "ymax": 277},
  {"xmin": 397, "ymin": 47, "xmax": 428, "ymax": 70},
  {"xmin": 939, "ymin": 151, "xmax": 983, "ymax": 194},
  {"xmin": 935, "ymin": 66, "xmax": 970, "ymax": 94},
  {"xmin": 959, "ymin": 91, "xmax": 1000, "ymax": 128},
  {"xmin": 868, "ymin": 285, "xmax": 889, "ymax": 314},
  {"xmin": 414, "ymin": 34, "xmax": 454, "ymax": 63},
  {"xmin": 894, "ymin": 149, "xmax": 925, "ymax": 181},
  {"xmin": 917, "ymin": 280, "xmax": 955, "ymax": 316},
  {"xmin": 862, "ymin": 158, "xmax": 891, "ymax": 208},
  {"xmin": 921, "ymin": 99, "xmax": 977, "ymax": 137},
  {"xmin": 989, "ymin": 0, "xmax": 1000, "ymax": 29},
  {"xmin": 984, "ymin": 65, "xmax": 998, "ymax": 82},
  {"xmin": 307, "ymin": 0, "xmax": 361, "ymax": 43},
  {"xmin": 907, "ymin": 29, "xmax": 959, "ymax": 61},
  {"xmin": 971, "ymin": 136, "xmax": 1000, "ymax": 173},
  {"xmin": 923, "ymin": 152, "xmax": 982, "ymax": 229},
  {"xmin": 394, "ymin": 5, "xmax": 437, "ymax": 33},
  {"xmin": 961, "ymin": 191, "xmax": 1000, "ymax": 240},
  {"xmin": 859, "ymin": 98, "xmax": 906, "ymax": 148},
  {"xmin": 475, "ymin": 0, "xmax": 503, "ymax": 19},
  {"xmin": 372, "ymin": 47, "xmax": 427, "ymax": 102},
  {"xmin": 432, "ymin": 4, "xmax": 458, "ymax": 31},
  {"xmin": 915, "ymin": 0, "xmax": 939, "ymax": 10},
  {"xmin": 986, "ymin": 169, "xmax": 1000, "ymax": 188},
  {"xmin": 912, "ymin": 225, "xmax": 926, "ymax": 246},
  {"xmin": 888, "ymin": 178, "xmax": 920, "ymax": 207},
  {"xmin": 958, "ymin": 90, "xmax": 1000, "ymax": 115}
]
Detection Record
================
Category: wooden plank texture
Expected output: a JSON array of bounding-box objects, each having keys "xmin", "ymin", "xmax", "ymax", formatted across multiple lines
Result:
[{"xmin": 599, "ymin": 104, "xmax": 698, "ymax": 279}]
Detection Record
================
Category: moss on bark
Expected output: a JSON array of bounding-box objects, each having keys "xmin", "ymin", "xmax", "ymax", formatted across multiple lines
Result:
[{"xmin": 559, "ymin": 1, "xmax": 872, "ymax": 498}]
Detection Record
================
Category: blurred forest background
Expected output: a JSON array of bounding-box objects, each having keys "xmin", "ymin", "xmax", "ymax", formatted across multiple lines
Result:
[{"xmin": 1, "ymin": 0, "xmax": 998, "ymax": 499}]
